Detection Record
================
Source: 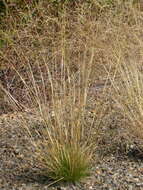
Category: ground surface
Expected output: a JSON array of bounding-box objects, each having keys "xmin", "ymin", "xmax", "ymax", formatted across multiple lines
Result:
[{"xmin": 0, "ymin": 109, "xmax": 143, "ymax": 190}]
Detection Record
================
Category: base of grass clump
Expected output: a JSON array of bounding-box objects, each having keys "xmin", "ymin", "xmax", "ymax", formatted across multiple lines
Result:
[{"xmin": 38, "ymin": 142, "xmax": 92, "ymax": 183}]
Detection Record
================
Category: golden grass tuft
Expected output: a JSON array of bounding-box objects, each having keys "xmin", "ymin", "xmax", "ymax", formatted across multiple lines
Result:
[
  {"xmin": 112, "ymin": 62, "xmax": 143, "ymax": 141},
  {"xmin": 37, "ymin": 142, "xmax": 92, "ymax": 182},
  {"xmin": 4, "ymin": 37, "xmax": 100, "ymax": 183}
]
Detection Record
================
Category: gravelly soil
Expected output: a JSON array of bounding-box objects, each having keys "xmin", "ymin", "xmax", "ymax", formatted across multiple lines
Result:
[{"xmin": 0, "ymin": 110, "xmax": 143, "ymax": 190}]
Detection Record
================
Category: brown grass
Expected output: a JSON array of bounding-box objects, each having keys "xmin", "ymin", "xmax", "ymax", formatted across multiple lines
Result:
[{"xmin": 1, "ymin": 0, "xmax": 143, "ymax": 184}]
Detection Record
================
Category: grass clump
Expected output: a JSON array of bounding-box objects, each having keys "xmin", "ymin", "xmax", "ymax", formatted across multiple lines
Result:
[
  {"xmin": 39, "ymin": 143, "xmax": 91, "ymax": 182},
  {"xmin": 6, "ymin": 40, "xmax": 99, "ymax": 183},
  {"xmin": 112, "ymin": 62, "xmax": 143, "ymax": 141}
]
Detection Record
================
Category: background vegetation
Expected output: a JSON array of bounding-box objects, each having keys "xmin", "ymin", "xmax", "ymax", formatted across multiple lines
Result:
[{"xmin": 0, "ymin": 0, "xmax": 143, "ymax": 185}]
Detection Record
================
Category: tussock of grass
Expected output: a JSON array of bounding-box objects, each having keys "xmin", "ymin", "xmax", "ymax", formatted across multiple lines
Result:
[
  {"xmin": 38, "ymin": 142, "xmax": 92, "ymax": 182},
  {"xmin": 100, "ymin": 6, "xmax": 143, "ymax": 149},
  {"xmin": 112, "ymin": 62, "xmax": 143, "ymax": 141},
  {"xmin": 5, "ymin": 43, "xmax": 99, "ymax": 183}
]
